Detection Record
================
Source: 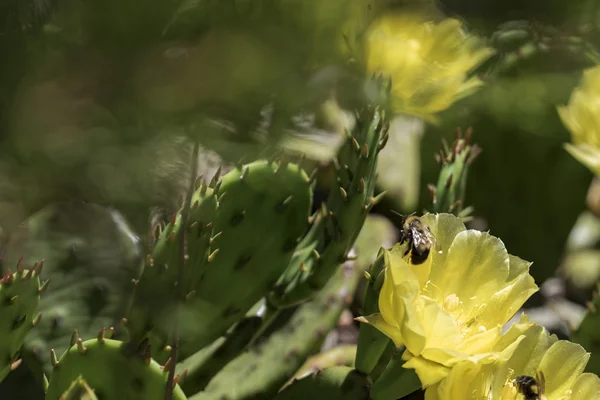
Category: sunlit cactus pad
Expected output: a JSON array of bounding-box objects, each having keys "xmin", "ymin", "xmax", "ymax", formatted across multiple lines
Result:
[{"xmin": 45, "ymin": 332, "xmax": 187, "ymax": 400}]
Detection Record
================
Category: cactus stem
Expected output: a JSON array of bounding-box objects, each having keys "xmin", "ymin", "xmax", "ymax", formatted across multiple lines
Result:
[
  {"xmin": 50, "ymin": 349, "xmax": 58, "ymax": 367},
  {"xmin": 357, "ymin": 178, "xmax": 365, "ymax": 194},
  {"xmin": 361, "ymin": 144, "xmax": 369, "ymax": 159},
  {"xmin": 10, "ymin": 359, "xmax": 22, "ymax": 371},
  {"xmin": 208, "ymin": 249, "xmax": 220, "ymax": 263},
  {"xmin": 339, "ymin": 187, "xmax": 348, "ymax": 201},
  {"xmin": 70, "ymin": 329, "xmax": 79, "ymax": 347},
  {"xmin": 185, "ymin": 290, "xmax": 196, "ymax": 301},
  {"xmin": 97, "ymin": 328, "xmax": 106, "ymax": 343},
  {"xmin": 32, "ymin": 313, "xmax": 42, "ymax": 327}
]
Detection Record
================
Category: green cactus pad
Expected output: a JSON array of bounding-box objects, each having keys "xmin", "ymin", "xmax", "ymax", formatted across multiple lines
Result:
[
  {"xmin": 59, "ymin": 376, "xmax": 98, "ymax": 400},
  {"xmin": 275, "ymin": 366, "xmax": 370, "ymax": 400},
  {"xmin": 45, "ymin": 333, "xmax": 186, "ymax": 400},
  {"xmin": 428, "ymin": 128, "xmax": 481, "ymax": 219},
  {"xmin": 268, "ymin": 100, "xmax": 389, "ymax": 308},
  {"xmin": 0, "ymin": 260, "xmax": 43, "ymax": 382},
  {"xmin": 186, "ymin": 257, "xmax": 363, "ymax": 400},
  {"xmin": 127, "ymin": 160, "xmax": 312, "ymax": 358}
]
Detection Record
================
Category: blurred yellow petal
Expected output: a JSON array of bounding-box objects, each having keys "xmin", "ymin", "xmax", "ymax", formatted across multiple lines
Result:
[
  {"xmin": 363, "ymin": 12, "xmax": 494, "ymax": 120},
  {"xmin": 565, "ymin": 143, "xmax": 600, "ymax": 176},
  {"xmin": 539, "ymin": 341, "xmax": 590, "ymax": 398},
  {"xmin": 559, "ymin": 65, "xmax": 600, "ymax": 176},
  {"xmin": 571, "ymin": 373, "xmax": 600, "ymax": 399}
]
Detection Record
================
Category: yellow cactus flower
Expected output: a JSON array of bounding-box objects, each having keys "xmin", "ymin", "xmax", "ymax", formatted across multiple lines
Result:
[
  {"xmin": 427, "ymin": 320, "xmax": 600, "ymax": 399},
  {"xmin": 558, "ymin": 65, "xmax": 600, "ymax": 176},
  {"xmin": 357, "ymin": 213, "xmax": 538, "ymax": 387},
  {"xmin": 363, "ymin": 13, "xmax": 494, "ymax": 121}
]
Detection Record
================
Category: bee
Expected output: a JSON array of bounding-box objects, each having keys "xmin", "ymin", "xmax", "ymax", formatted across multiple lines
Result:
[
  {"xmin": 514, "ymin": 372, "xmax": 545, "ymax": 400},
  {"xmin": 392, "ymin": 211, "xmax": 437, "ymax": 265}
]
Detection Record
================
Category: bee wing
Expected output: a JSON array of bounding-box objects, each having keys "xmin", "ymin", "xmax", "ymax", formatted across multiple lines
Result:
[{"xmin": 412, "ymin": 229, "xmax": 428, "ymax": 247}]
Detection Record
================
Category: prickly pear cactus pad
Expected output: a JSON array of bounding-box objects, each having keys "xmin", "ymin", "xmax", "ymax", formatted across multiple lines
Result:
[
  {"xmin": 127, "ymin": 160, "xmax": 313, "ymax": 357},
  {"xmin": 0, "ymin": 259, "xmax": 43, "ymax": 382},
  {"xmin": 45, "ymin": 333, "xmax": 187, "ymax": 400}
]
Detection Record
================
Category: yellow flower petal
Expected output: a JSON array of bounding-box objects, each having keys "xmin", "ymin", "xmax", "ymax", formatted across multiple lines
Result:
[
  {"xmin": 539, "ymin": 341, "xmax": 590, "ymax": 398},
  {"xmin": 402, "ymin": 352, "xmax": 451, "ymax": 387},
  {"xmin": 357, "ymin": 313, "xmax": 404, "ymax": 348},
  {"xmin": 429, "ymin": 230, "xmax": 509, "ymax": 313},
  {"xmin": 570, "ymin": 373, "xmax": 600, "ymax": 399},
  {"xmin": 364, "ymin": 12, "xmax": 493, "ymax": 120}
]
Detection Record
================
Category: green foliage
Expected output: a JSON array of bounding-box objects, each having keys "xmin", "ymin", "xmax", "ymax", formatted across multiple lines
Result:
[
  {"xmin": 0, "ymin": 262, "xmax": 43, "ymax": 382},
  {"xmin": 4, "ymin": 202, "xmax": 141, "ymax": 374},
  {"xmin": 186, "ymin": 257, "xmax": 364, "ymax": 400},
  {"xmin": 571, "ymin": 289, "xmax": 600, "ymax": 375},
  {"xmin": 45, "ymin": 334, "xmax": 186, "ymax": 400},
  {"xmin": 355, "ymin": 252, "xmax": 389, "ymax": 376},
  {"xmin": 275, "ymin": 366, "xmax": 370, "ymax": 400}
]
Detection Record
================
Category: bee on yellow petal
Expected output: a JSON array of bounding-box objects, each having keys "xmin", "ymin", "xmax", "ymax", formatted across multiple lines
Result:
[{"xmin": 393, "ymin": 211, "xmax": 439, "ymax": 265}]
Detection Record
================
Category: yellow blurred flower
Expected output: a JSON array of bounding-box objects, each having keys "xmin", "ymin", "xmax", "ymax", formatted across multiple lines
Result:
[
  {"xmin": 357, "ymin": 213, "xmax": 538, "ymax": 387},
  {"xmin": 363, "ymin": 13, "xmax": 494, "ymax": 121},
  {"xmin": 427, "ymin": 319, "xmax": 600, "ymax": 399},
  {"xmin": 558, "ymin": 65, "xmax": 600, "ymax": 176}
]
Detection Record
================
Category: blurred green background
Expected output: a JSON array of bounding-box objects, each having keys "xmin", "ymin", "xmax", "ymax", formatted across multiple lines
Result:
[{"xmin": 3, "ymin": 0, "xmax": 600, "ymax": 395}]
